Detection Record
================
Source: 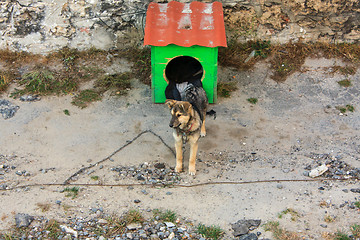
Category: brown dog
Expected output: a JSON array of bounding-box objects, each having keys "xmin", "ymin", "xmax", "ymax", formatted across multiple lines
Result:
[{"xmin": 165, "ymin": 99, "xmax": 207, "ymax": 175}]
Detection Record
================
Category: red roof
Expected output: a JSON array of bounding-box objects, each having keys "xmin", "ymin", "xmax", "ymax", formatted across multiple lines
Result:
[{"xmin": 144, "ymin": 1, "xmax": 227, "ymax": 48}]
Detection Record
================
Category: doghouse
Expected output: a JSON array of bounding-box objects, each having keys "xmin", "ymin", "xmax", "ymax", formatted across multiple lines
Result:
[{"xmin": 144, "ymin": 1, "xmax": 227, "ymax": 103}]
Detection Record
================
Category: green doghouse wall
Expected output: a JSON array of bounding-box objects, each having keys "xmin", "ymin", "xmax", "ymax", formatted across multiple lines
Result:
[{"xmin": 151, "ymin": 44, "xmax": 218, "ymax": 103}]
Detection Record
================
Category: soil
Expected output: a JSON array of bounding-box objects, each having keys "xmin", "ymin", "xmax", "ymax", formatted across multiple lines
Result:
[{"xmin": 0, "ymin": 57, "xmax": 359, "ymax": 239}]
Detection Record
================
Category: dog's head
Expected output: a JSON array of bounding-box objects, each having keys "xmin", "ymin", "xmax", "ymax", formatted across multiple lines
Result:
[{"xmin": 165, "ymin": 99, "xmax": 193, "ymax": 129}]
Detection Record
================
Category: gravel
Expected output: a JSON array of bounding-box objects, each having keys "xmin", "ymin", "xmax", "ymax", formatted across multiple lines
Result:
[{"xmin": 0, "ymin": 99, "xmax": 19, "ymax": 119}]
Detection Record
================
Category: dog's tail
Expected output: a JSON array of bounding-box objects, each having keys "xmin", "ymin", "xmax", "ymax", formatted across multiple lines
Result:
[{"xmin": 206, "ymin": 110, "xmax": 216, "ymax": 120}]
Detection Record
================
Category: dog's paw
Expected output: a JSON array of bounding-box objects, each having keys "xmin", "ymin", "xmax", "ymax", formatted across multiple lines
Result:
[
  {"xmin": 200, "ymin": 131, "xmax": 206, "ymax": 137},
  {"xmin": 188, "ymin": 169, "xmax": 196, "ymax": 175},
  {"xmin": 175, "ymin": 166, "xmax": 182, "ymax": 173}
]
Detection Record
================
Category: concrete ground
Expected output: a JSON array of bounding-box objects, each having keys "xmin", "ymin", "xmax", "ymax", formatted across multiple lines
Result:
[{"xmin": 0, "ymin": 57, "xmax": 359, "ymax": 239}]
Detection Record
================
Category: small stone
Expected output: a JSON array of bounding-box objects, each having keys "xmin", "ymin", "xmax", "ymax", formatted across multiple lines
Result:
[
  {"xmin": 350, "ymin": 188, "xmax": 360, "ymax": 193},
  {"xmin": 127, "ymin": 222, "xmax": 142, "ymax": 230},
  {"xmin": 98, "ymin": 219, "xmax": 108, "ymax": 224},
  {"xmin": 166, "ymin": 192, "xmax": 172, "ymax": 195},
  {"xmin": 154, "ymin": 163, "xmax": 166, "ymax": 169},
  {"xmin": 15, "ymin": 213, "xmax": 34, "ymax": 228},
  {"xmin": 239, "ymin": 233, "xmax": 258, "ymax": 240},
  {"xmin": 318, "ymin": 187, "xmax": 325, "ymax": 190},
  {"xmin": 320, "ymin": 224, "xmax": 327, "ymax": 228},
  {"xmin": 277, "ymin": 184, "xmax": 283, "ymax": 189},
  {"xmin": 134, "ymin": 199, "xmax": 141, "ymax": 203},
  {"xmin": 56, "ymin": 200, "xmax": 62, "ymax": 205},
  {"xmin": 165, "ymin": 222, "xmax": 176, "ymax": 228},
  {"xmin": 342, "ymin": 189, "xmax": 348, "ymax": 193}
]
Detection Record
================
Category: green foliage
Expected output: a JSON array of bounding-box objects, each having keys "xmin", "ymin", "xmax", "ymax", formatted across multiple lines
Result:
[
  {"xmin": 247, "ymin": 97, "xmax": 258, "ymax": 104},
  {"xmin": 63, "ymin": 109, "xmax": 70, "ymax": 116},
  {"xmin": 71, "ymin": 89, "xmax": 102, "ymax": 108},
  {"xmin": 197, "ymin": 224, "xmax": 223, "ymax": 240},
  {"xmin": 334, "ymin": 231, "xmax": 350, "ymax": 240},
  {"xmin": 63, "ymin": 187, "xmax": 79, "ymax": 199},
  {"xmin": 153, "ymin": 209, "xmax": 177, "ymax": 223},
  {"xmin": 45, "ymin": 219, "xmax": 61, "ymax": 239},
  {"xmin": 337, "ymin": 79, "xmax": 352, "ymax": 87},
  {"xmin": 124, "ymin": 209, "xmax": 144, "ymax": 224},
  {"xmin": 95, "ymin": 72, "xmax": 132, "ymax": 95},
  {"xmin": 252, "ymin": 40, "xmax": 271, "ymax": 58},
  {"xmin": 217, "ymin": 82, "xmax": 238, "ymax": 98},
  {"xmin": 90, "ymin": 175, "xmax": 99, "ymax": 180}
]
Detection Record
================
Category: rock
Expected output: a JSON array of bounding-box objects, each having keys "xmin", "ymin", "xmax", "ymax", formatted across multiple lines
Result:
[
  {"xmin": 320, "ymin": 224, "xmax": 327, "ymax": 228},
  {"xmin": 164, "ymin": 222, "xmax": 176, "ymax": 228},
  {"xmin": 309, "ymin": 164, "xmax": 328, "ymax": 178},
  {"xmin": 154, "ymin": 163, "xmax": 165, "ymax": 169},
  {"xmin": 127, "ymin": 222, "xmax": 142, "ymax": 230},
  {"xmin": 15, "ymin": 213, "xmax": 34, "ymax": 228},
  {"xmin": 239, "ymin": 233, "xmax": 258, "ymax": 240},
  {"xmin": 232, "ymin": 219, "xmax": 261, "ymax": 237},
  {"xmin": 134, "ymin": 199, "xmax": 141, "ymax": 203},
  {"xmin": 60, "ymin": 225, "xmax": 78, "ymax": 238},
  {"xmin": 350, "ymin": 188, "xmax": 360, "ymax": 193}
]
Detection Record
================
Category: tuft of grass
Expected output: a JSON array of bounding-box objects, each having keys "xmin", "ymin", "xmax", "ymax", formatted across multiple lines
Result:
[
  {"xmin": 124, "ymin": 209, "xmax": 144, "ymax": 224},
  {"xmin": 331, "ymin": 66, "xmax": 357, "ymax": 76},
  {"xmin": 123, "ymin": 47, "xmax": 151, "ymax": 85},
  {"xmin": 334, "ymin": 231, "xmax": 350, "ymax": 240},
  {"xmin": 44, "ymin": 219, "xmax": 61, "ymax": 239},
  {"xmin": 252, "ymin": 40, "xmax": 271, "ymax": 58},
  {"xmin": 63, "ymin": 109, "xmax": 70, "ymax": 116},
  {"xmin": 12, "ymin": 68, "xmax": 77, "ymax": 97},
  {"xmin": 197, "ymin": 224, "xmax": 223, "ymax": 240},
  {"xmin": 63, "ymin": 187, "xmax": 79, "ymax": 199},
  {"xmin": 355, "ymin": 201, "xmax": 360, "ymax": 209},
  {"xmin": 351, "ymin": 224, "xmax": 360, "ymax": 238},
  {"xmin": 153, "ymin": 209, "xmax": 177, "ymax": 223},
  {"xmin": 90, "ymin": 175, "xmax": 99, "ymax": 180},
  {"xmin": 336, "ymin": 104, "xmax": 355, "ymax": 114},
  {"xmin": 264, "ymin": 221, "xmax": 301, "ymax": 240},
  {"xmin": 247, "ymin": 97, "xmax": 258, "ymax": 104},
  {"xmin": 0, "ymin": 72, "xmax": 13, "ymax": 93},
  {"xmin": 324, "ymin": 214, "xmax": 336, "ymax": 223},
  {"xmin": 278, "ymin": 208, "xmax": 299, "ymax": 221},
  {"xmin": 337, "ymin": 79, "xmax": 352, "ymax": 87},
  {"xmin": 95, "ymin": 72, "xmax": 132, "ymax": 95},
  {"xmin": 71, "ymin": 89, "xmax": 102, "ymax": 108},
  {"xmin": 36, "ymin": 203, "xmax": 51, "ymax": 212},
  {"xmin": 217, "ymin": 82, "xmax": 238, "ymax": 98}
]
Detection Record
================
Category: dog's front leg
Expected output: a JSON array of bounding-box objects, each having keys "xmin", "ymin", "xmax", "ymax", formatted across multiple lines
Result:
[
  {"xmin": 173, "ymin": 132, "xmax": 183, "ymax": 173},
  {"xmin": 188, "ymin": 134, "xmax": 200, "ymax": 175}
]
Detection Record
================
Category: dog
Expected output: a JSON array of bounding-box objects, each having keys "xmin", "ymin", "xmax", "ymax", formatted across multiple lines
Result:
[{"xmin": 165, "ymin": 82, "xmax": 208, "ymax": 175}]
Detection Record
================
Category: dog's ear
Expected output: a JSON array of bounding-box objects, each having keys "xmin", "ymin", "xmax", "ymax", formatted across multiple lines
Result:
[
  {"xmin": 165, "ymin": 99, "xmax": 176, "ymax": 109},
  {"xmin": 181, "ymin": 102, "xmax": 193, "ymax": 113}
]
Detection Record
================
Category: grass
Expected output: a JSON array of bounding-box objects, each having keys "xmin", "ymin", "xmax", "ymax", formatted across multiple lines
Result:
[
  {"xmin": 124, "ymin": 209, "xmax": 144, "ymax": 224},
  {"xmin": 36, "ymin": 203, "xmax": 51, "ymax": 212},
  {"xmin": 71, "ymin": 89, "xmax": 102, "ymax": 108},
  {"xmin": 278, "ymin": 208, "xmax": 300, "ymax": 221},
  {"xmin": 337, "ymin": 79, "xmax": 352, "ymax": 87},
  {"xmin": 324, "ymin": 214, "xmax": 336, "ymax": 223},
  {"xmin": 153, "ymin": 209, "xmax": 177, "ymax": 222},
  {"xmin": 63, "ymin": 187, "xmax": 79, "ymax": 199},
  {"xmin": 351, "ymin": 224, "xmax": 360, "ymax": 238},
  {"xmin": 90, "ymin": 175, "xmax": 99, "ymax": 180},
  {"xmin": 63, "ymin": 109, "xmax": 70, "ymax": 116},
  {"xmin": 247, "ymin": 97, "xmax": 258, "ymax": 104},
  {"xmin": 197, "ymin": 224, "xmax": 223, "ymax": 240},
  {"xmin": 217, "ymin": 82, "xmax": 238, "ymax": 98},
  {"xmin": 95, "ymin": 72, "xmax": 132, "ymax": 95},
  {"xmin": 355, "ymin": 201, "xmax": 360, "ymax": 209},
  {"xmin": 336, "ymin": 104, "xmax": 355, "ymax": 114},
  {"xmin": 264, "ymin": 221, "xmax": 301, "ymax": 240},
  {"xmin": 45, "ymin": 219, "xmax": 61, "ymax": 239},
  {"xmin": 105, "ymin": 210, "xmax": 144, "ymax": 237}
]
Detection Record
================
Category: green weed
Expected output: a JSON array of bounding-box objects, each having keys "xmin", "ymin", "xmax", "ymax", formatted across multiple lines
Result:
[
  {"xmin": 95, "ymin": 72, "xmax": 132, "ymax": 95},
  {"xmin": 351, "ymin": 224, "xmax": 360, "ymax": 238},
  {"xmin": 337, "ymin": 79, "xmax": 352, "ymax": 87},
  {"xmin": 252, "ymin": 40, "xmax": 271, "ymax": 58},
  {"xmin": 217, "ymin": 82, "xmax": 238, "ymax": 98},
  {"xmin": 71, "ymin": 89, "xmax": 102, "ymax": 108},
  {"xmin": 63, "ymin": 109, "xmax": 70, "ymax": 116},
  {"xmin": 247, "ymin": 97, "xmax": 258, "ymax": 104},
  {"xmin": 336, "ymin": 105, "xmax": 355, "ymax": 114},
  {"xmin": 334, "ymin": 231, "xmax": 350, "ymax": 240},
  {"xmin": 124, "ymin": 209, "xmax": 144, "ymax": 224},
  {"xmin": 90, "ymin": 175, "xmax": 99, "ymax": 180},
  {"xmin": 278, "ymin": 208, "xmax": 299, "ymax": 221},
  {"xmin": 264, "ymin": 221, "xmax": 301, "ymax": 240},
  {"xmin": 355, "ymin": 201, "xmax": 360, "ymax": 209},
  {"xmin": 63, "ymin": 187, "xmax": 79, "ymax": 199},
  {"xmin": 153, "ymin": 209, "xmax": 177, "ymax": 222},
  {"xmin": 44, "ymin": 219, "xmax": 61, "ymax": 239},
  {"xmin": 197, "ymin": 224, "xmax": 223, "ymax": 240}
]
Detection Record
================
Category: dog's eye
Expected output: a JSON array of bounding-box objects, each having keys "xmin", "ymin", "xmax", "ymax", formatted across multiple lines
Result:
[{"xmin": 176, "ymin": 113, "xmax": 182, "ymax": 117}]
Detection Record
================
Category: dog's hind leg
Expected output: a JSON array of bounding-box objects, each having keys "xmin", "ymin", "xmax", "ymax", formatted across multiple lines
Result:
[
  {"xmin": 188, "ymin": 134, "xmax": 200, "ymax": 175},
  {"xmin": 173, "ymin": 132, "xmax": 183, "ymax": 173},
  {"xmin": 200, "ymin": 118, "xmax": 206, "ymax": 137}
]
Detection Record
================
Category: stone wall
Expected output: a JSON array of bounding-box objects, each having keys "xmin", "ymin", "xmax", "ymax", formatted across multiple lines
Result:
[{"xmin": 0, "ymin": 0, "xmax": 359, "ymax": 54}]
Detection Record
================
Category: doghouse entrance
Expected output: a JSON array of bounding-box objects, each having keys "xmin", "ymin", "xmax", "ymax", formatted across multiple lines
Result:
[{"xmin": 165, "ymin": 56, "xmax": 203, "ymax": 84}]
